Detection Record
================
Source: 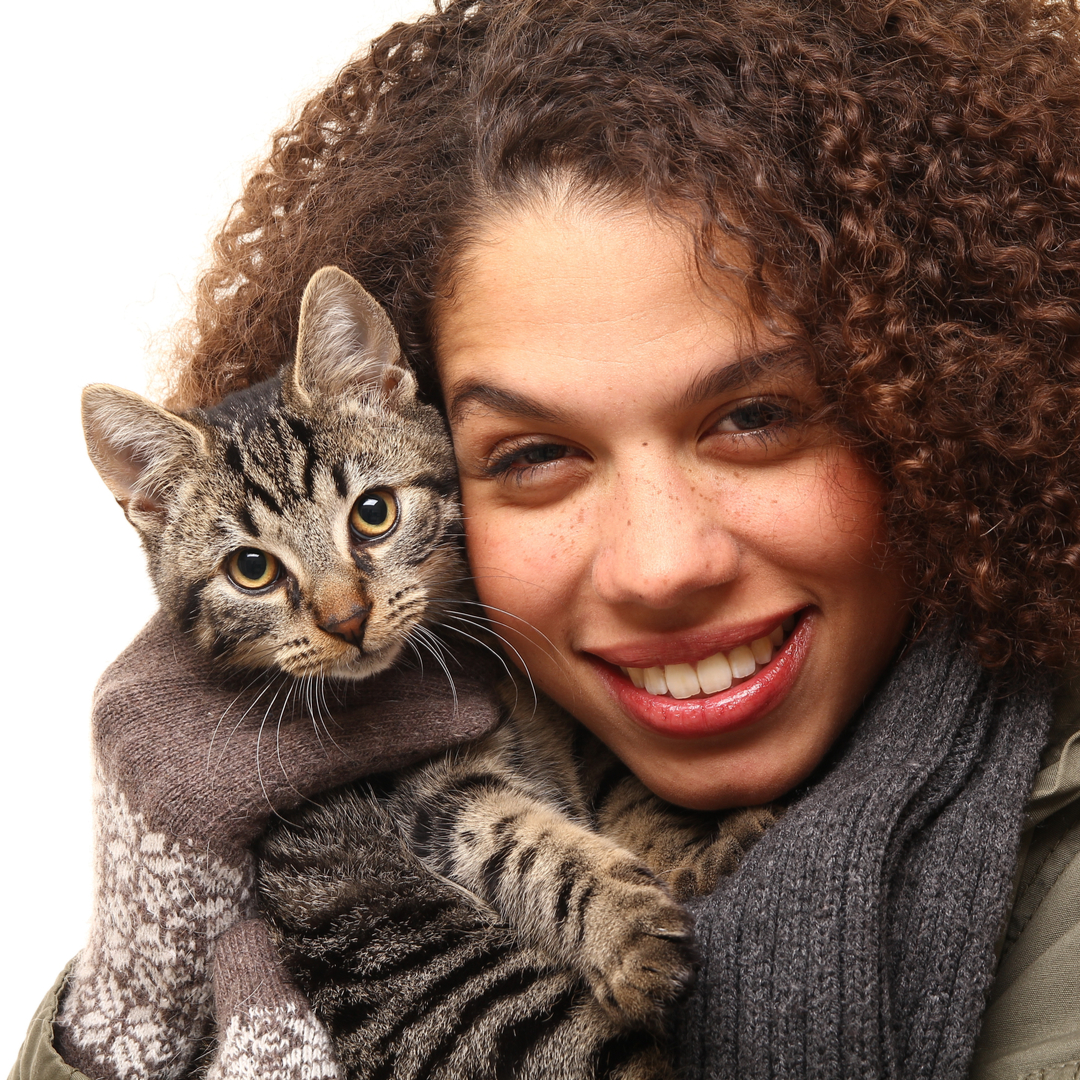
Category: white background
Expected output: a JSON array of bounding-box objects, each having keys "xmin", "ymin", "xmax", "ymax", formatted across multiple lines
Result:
[{"xmin": 1, "ymin": 0, "xmax": 428, "ymax": 1063}]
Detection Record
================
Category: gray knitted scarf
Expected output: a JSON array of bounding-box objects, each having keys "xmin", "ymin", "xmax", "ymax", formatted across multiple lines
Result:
[{"xmin": 675, "ymin": 630, "xmax": 1053, "ymax": 1080}]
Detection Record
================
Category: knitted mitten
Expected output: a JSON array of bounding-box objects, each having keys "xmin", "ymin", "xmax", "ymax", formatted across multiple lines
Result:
[
  {"xmin": 55, "ymin": 613, "xmax": 500, "ymax": 1080},
  {"xmin": 206, "ymin": 920, "xmax": 340, "ymax": 1080}
]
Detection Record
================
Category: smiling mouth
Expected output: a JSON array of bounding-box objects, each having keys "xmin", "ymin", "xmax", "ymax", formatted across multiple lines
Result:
[{"xmin": 618, "ymin": 614, "xmax": 798, "ymax": 699}]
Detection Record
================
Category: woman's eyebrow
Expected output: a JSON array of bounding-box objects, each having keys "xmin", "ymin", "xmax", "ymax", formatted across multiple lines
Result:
[
  {"xmin": 447, "ymin": 383, "xmax": 568, "ymax": 426},
  {"xmin": 677, "ymin": 347, "xmax": 810, "ymax": 409},
  {"xmin": 447, "ymin": 347, "xmax": 809, "ymax": 425}
]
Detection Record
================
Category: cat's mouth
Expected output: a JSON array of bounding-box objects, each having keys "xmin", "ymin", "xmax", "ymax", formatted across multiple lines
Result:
[
  {"xmin": 342, "ymin": 643, "xmax": 406, "ymax": 680},
  {"xmin": 301, "ymin": 641, "xmax": 406, "ymax": 682},
  {"xmin": 231, "ymin": 636, "xmax": 406, "ymax": 682}
]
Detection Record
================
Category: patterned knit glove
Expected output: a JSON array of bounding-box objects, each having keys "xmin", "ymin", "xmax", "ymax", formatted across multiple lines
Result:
[
  {"xmin": 55, "ymin": 612, "xmax": 500, "ymax": 1080},
  {"xmin": 206, "ymin": 920, "xmax": 340, "ymax": 1080}
]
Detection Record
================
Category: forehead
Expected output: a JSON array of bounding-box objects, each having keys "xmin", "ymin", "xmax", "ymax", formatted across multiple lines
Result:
[{"xmin": 435, "ymin": 203, "xmax": 794, "ymax": 416}]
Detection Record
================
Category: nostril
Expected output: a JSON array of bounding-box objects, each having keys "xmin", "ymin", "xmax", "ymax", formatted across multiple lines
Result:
[{"xmin": 319, "ymin": 607, "xmax": 369, "ymax": 648}]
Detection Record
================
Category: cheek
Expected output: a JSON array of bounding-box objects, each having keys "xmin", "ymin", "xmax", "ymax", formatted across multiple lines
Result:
[
  {"xmin": 812, "ymin": 454, "xmax": 896, "ymax": 583},
  {"xmin": 461, "ymin": 491, "xmax": 585, "ymax": 652},
  {"xmin": 735, "ymin": 450, "xmax": 891, "ymax": 578}
]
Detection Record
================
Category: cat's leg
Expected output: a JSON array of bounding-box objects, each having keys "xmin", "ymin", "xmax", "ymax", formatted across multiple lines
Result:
[
  {"xmin": 593, "ymin": 769, "xmax": 782, "ymax": 901},
  {"xmin": 395, "ymin": 771, "xmax": 697, "ymax": 1031}
]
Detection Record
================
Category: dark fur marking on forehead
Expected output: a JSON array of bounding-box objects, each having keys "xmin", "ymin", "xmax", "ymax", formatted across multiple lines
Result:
[
  {"xmin": 286, "ymin": 415, "xmax": 315, "ymax": 450},
  {"xmin": 267, "ymin": 413, "xmax": 289, "ymax": 449},
  {"xmin": 331, "ymin": 463, "xmax": 349, "ymax": 498},
  {"xmin": 237, "ymin": 505, "xmax": 260, "ymax": 539},
  {"xmin": 224, "ymin": 441, "xmax": 244, "ymax": 474},
  {"xmin": 266, "ymin": 415, "xmax": 305, "ymax": 500},
  {"xmin": 265, "ymin": 413, "xmax": 320, "ymax": 501},
  {"xmin": 301, "ymin": 444, "xmax": 319, "ymax": 501},
  {"xmin": 410, "ymin": 474, "xmax": 459, "ymax": 499},
  {"xmin": 244, "ymin": 476, "xmax": 284, "ymax": 517}
]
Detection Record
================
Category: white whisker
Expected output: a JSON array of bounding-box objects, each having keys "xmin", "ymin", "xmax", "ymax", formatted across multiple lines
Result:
[
  {"xmin": 207, "ymin": 667, "xmax": 276, "ymax": 769},
  {"xmin": 311, "ymin": 672, "xmax": 349, "ymax": 757},
  {"xmin": 433, "ymin": 616, "xmax": 539, "ymax": 713},
  {"xmin": 273, "ymin": 679, "xmax": 307, "ymax": 807},
  {"xmin": 254, "ymin": 678, "xmax": 290, "ymax": 813},
  {"xmin": 409, "ymin": 626, "xmax": 460, "ymax": 711},
  {"xmin": 405, "ymin": 637, "xmax": 427, "ymax": 676}
]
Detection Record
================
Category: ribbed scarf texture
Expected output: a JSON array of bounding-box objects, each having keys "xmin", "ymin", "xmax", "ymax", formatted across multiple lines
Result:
[{"xmin": 675, "ymin": 631, "xmax": 1053, "ymax": 1080}]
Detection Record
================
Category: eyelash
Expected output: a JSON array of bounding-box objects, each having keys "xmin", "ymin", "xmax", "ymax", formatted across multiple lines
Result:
[
  {"xmin": 710, "ymin": 398, "xmax": 799, "ymax": 444},
  {"xmin": 484, "ymin": 441, "xmax": 577, "ymax": 483}
]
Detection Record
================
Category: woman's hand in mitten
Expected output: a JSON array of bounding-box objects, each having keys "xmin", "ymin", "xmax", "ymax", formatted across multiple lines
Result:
[
  {"xmin": 206, "ymin": 919, "xmax": 341, "ymax": 1080},
  {"xmin": 56, "ymin": 612, "xmax": 501, "ymax": 1080}
]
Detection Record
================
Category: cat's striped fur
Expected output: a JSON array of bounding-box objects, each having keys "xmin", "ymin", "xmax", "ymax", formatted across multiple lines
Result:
[
  {"xmin": 258, "ymin": 702, "xmax": 775, "ymax": 1080},
  {"xmin": 83, "ymin": 267, "xmax": 776, "ymax": 1080}
]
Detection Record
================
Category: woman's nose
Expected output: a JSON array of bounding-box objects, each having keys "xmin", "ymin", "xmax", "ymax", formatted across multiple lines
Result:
[{"xmin": 589, "ymin": 465, "xmax": 740, "ymax": 609}]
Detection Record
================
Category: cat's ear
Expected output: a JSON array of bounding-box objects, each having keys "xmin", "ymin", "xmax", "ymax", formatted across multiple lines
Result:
[
  {"xmin": 288, "ymin": 266, "xmax": 418, "ymax": 408},
  {"xmin": 82, "ymin": 384, "xmax": 207, "ymax": 534}
]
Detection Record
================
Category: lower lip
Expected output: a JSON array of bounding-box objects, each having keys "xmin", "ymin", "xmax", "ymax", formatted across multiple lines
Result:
[{"xmin": 591, "ymin": 613, "xmax": 813, "ymax": 740}]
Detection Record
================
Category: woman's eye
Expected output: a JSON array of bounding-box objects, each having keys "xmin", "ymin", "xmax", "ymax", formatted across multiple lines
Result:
[
  {"xmin": 487, "ymin": 442, "xmax": 579, "ymax": 478},
  {"xmin": 516, "ymin": 444, "xmax": 570, "ymax": 466},
  {"xmin": 714, "ymin": 399, "xmax": 793, "ymax": 434},
  {"xmin": 708, "ymin": 397, "xmax": 803, "ymax": 442},
  {"xmin": 225, "ymin": 548, "xmax": 281, "ymax": 591},
  {"xmin": 350, "ymin": 488, "xmax": 399, "ymax": 539}
]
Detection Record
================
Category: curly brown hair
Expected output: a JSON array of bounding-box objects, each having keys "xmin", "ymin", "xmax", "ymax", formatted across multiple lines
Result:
[{"xmin": 171, "ymin": 0, "xmax": 1080, "ymax": 672}]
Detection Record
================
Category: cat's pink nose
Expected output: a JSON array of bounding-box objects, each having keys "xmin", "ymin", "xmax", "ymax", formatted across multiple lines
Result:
[{"xmin": 319, "ymin": 607, "xmax": 369, "ymax": 649}]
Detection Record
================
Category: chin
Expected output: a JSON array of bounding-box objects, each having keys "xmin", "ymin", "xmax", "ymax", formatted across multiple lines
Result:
[
  {"xmin": 329, "ymin": 642, "xmax": 405, "ymax": 681},
  {"xmin": 641, "ymin": 766, "xmax": 801, "ymax": 812}
]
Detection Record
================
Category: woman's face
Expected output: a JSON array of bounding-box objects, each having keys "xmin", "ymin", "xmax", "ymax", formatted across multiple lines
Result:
[{"xmin": 436, "ymin": 203, "xmax": 909, "ymax": 810}]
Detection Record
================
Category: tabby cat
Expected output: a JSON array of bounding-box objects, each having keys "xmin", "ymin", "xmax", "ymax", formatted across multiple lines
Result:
[{"xmin": 82, "ymin": 267, "xmax": 776, "ymax": 1080}]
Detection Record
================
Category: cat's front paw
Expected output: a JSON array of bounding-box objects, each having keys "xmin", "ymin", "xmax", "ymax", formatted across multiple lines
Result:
[
  {"xmin": 665, "ymin": 803, "xmax": 784, "ymax": 901},
  {"xmin": 581, "ymin": 856, "xmax": 697, "ymax": 1031}
]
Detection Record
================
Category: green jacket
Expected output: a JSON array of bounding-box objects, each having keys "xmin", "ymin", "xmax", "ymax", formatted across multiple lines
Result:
[{"xmin": 10, "ymin": 683, "xmax": 1080, "ymax": 1080}]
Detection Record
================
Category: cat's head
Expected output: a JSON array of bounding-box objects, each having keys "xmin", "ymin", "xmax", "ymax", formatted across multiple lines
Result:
[{"xmin": 83, "ymin": 267, "xmax": 466, "ymax": 680}]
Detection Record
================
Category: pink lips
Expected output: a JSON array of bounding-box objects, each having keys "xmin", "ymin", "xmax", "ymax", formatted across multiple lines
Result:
[{"xmin": 589, "ymin": 612, "xmax": 812, "ymax": 739}]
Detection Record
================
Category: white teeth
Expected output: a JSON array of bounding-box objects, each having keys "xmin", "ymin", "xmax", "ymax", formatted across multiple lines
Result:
[
  {"xmin": 619, "ymin": 618, "xmax": 794, "ymax": 698},
  {"xmin": 642, "ymin": 666, "xmax": 668, "ymax": 695},
  {"xmin": 750, "ymin": 636, "xmax": 773, "ymax": 665},
  {"xmin": 664, "ymin": 663, "xmax": 701, "ymax": 699},
  {"xmin": 696, "ymin": 651, "xmax": 733, "ymax": 693},
  {"xmin": 728, "ymin": 644, "xmax": 757, "ymax": 679}
]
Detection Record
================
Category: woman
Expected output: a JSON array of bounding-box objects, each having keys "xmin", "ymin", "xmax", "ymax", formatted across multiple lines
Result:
[{"xmin": 14, "ymin": 0, "xmax": 1080, "ymax": 1077}]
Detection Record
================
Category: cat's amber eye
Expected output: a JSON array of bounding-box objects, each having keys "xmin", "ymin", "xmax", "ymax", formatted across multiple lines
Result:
[
  {"xmin": 225, "ymin": 548, "xmax": 281, "ymax": 591},
  {"xmin": 350, "ymin": 489, "xmax": 398, "ymax": 540}
]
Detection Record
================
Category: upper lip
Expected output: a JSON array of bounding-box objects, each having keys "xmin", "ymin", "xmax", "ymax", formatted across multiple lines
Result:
[{"xmin": 586, "ymin": 608, "xmax": 805, "ymax": 669}]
